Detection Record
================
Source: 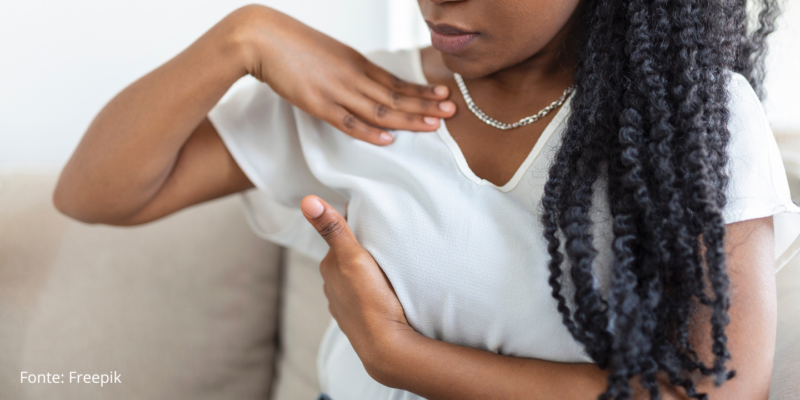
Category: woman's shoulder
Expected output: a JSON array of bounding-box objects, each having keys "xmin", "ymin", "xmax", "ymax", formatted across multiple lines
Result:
[
  {"xmin": 696, "ymin": 72, "xmax": 800, "ymax": 270},
  {"xmin": 724, "ymin": 71, "xmax": 774, "ymax": 165},
  {"xmin": 722, "ymin": 71, "xmax": 800, "ymax": 233},
  {"xmin": 364, "ymin": 48, "xmax": 427, "ymax": 85},
  {"xmin": 726, "ymin": 72, "xmax": 766, "ymax": 127}
]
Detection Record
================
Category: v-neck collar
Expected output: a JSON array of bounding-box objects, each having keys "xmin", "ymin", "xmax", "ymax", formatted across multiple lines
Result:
[{"xmin": 409, "ymin": 48, "xmax": 573, "ymax": 193}]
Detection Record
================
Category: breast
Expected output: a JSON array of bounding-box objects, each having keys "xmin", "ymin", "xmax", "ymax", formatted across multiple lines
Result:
[{"xmin": 304, "ymin": 128, "xmax": 593, "ymax": 363}]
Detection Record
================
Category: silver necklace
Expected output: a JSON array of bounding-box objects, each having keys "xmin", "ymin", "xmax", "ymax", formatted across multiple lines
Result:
[{"xmin": 453, "ymin": 73, "xmax": 575, "ymax": 130}]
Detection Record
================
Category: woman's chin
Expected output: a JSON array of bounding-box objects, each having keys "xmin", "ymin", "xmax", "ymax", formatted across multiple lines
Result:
[{"xmin": 440, "ymin": 54, "xmax": 499, "ymax": 80}]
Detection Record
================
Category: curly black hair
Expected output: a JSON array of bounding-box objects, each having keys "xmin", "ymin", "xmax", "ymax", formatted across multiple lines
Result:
[{"xmin": 541, "ymin": 0, "xmax": 779, "ymax": 398}]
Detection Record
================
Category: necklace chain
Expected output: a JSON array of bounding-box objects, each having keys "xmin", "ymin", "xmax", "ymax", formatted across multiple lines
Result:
[{"xmin": 453, "ymin": 73, "xmax": 575, "ymax": 131}]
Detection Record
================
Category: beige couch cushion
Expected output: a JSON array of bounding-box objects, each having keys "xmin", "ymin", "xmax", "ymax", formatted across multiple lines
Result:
[
  {"xmin": 271, "ymin": 249, "xmax": 331, "ymax": 400},
  {"xmin": 770, "ymin": 137, "xmax": 800, "ymax": 399},
  {"xmin": 771, "ymin": 253, "xmax": 800, "ymax": 399},
  {"xmin": 0, "ymin": 174, "xmax": 282, "ymax": 400}
]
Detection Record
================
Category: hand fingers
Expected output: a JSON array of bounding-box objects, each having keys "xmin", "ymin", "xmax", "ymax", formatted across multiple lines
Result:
[
  {"xmin": 339, "ymin": 92, "xmax": 444, "ymax": 133},
  {"xmin": 327, "ymin": 105, "xmax": 394, "ymax": 145},
  {"xmin": 365, "ymin": 62, "xmax": 450, "ymax": 101},
  {"xmin": 356, "ymin": 76, "xmax": 456, "ymax": 122},
  {"xmin": 301, "ymin": 195, "xmax": 360, "ymax": 256}
]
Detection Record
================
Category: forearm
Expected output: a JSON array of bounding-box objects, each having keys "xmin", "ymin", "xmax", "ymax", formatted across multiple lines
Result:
[
  {"xmin": 369, "ymin": 329, "xmax": 761, "ymax": 400},
  {"xmin": 371, "ymin": 329, "xmax": 608, "ymax": 400},
  {"xmin": 54, "ymin": 6, "xmax": 266, "ymax": 222},
  {"xmin": 360, "ymin": 221, "xmax": 775, "ymax": 400}
]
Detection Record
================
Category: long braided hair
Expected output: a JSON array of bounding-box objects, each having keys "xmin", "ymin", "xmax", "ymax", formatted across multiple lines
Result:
[{"xmin": 542, "ymin": 0, "xmax": 779, "ymax": 398}]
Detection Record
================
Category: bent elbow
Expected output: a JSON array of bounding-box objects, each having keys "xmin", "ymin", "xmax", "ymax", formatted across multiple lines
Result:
[
  {"xmin": 52, "ymin": 178, "xmax": 119, "ymax": 225},
  {"xmin": 52, "ymin": 181, "xmax": 155, "ymax": 227},
  {"xmin": 52, "ymin": 180, "xmax": 97, "ymax": 224}
]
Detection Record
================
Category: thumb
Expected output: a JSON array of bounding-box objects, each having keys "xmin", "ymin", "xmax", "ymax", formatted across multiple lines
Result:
[{"xmin": 301, "ymin": 195, "xmax": 359, "ymax": 255}]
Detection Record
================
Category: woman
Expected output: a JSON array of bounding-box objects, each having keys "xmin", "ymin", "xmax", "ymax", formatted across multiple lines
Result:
[{"xmin": 54, "ymin": 0, "xmax": 798, "ymax": 399}]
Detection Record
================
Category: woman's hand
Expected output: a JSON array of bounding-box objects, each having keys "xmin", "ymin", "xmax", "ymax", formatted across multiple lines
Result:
[
  {"xmin": 300, "ymin": 195, "xmax": 414, "ymax": 373},
  {"xmin": 235, "ymin": 5, "xmax": 456, "ymax": 145}
]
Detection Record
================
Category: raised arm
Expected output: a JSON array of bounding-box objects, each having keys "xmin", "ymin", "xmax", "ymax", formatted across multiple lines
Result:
[
  {"xmin": 53, "ymin": 7, "xmax": 254, "ymax": 225},
  {"xmin": 54, "ymin": 5, "xmax": 455, "ymax": 226}
]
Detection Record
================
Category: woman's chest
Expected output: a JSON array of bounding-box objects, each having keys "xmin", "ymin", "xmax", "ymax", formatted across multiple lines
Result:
[
  {"xmin": 443, "ymin": 106, "xmax": 561, "ymax": 187},
  {"xmin": 301, "ymin": 125, "xmax": 599, "ymax": 362},
  {"xmin": 342, "ymin": 172, "xmax": 591, "ymax": 362}
]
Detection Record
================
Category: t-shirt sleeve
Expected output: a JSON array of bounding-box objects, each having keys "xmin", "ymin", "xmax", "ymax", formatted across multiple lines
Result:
[
  {"xmin": 723, "ymin": 73, "xmax": 800, "ymax": 271},
  {"xmin": 208, "ymin": 80, "xmax": 343, "ymax": 260}
]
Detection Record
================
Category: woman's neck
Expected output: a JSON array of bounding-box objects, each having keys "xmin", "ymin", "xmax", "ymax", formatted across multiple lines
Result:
[
  {"xmin": 423, "ymin": 51, "xmax": 574, "ymax": 124},
  {"xmin": 422, "ymin": 8, "xmax": 579, "ymax": 112},
  {"xmin": 418, "ymin": 11, "xmax": 581, "ymax": 187}
]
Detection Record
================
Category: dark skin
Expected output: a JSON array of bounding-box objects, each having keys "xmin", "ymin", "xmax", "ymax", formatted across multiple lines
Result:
[
  {"xmin": 54, "ymin": 0, "xmax": 776, "ymax": 398},
  {"xmin": 422, "ymin": 47, "xmax": 572, "ymax": 186},
  {"xmin": 419, "ymin": 0, "xmax": 580, "ymax": 185}
]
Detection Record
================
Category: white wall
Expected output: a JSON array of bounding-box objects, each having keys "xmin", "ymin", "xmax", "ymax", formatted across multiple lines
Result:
[
  {"xmin": 387, "ymin": 0, "xmax": 430, "ymax": 51},
  {"xmin": 1, "ymin": 1, "xmax": 799, "ymax": 171},
  {"xmin": 764, "ymin": 0, "xmax": 800, "ymax": 135},
  {"xmin": 0, "ymin": 0, "xmax": 391, "ymax": 171}
]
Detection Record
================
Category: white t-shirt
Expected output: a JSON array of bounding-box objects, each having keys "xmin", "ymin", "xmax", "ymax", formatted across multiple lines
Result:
[{"xmin": 208, "ymin": 48, "xmax": 800, "ymax": 400}]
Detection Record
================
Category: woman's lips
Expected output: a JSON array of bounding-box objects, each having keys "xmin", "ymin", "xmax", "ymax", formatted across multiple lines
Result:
[{"xmin": 426, "ymin": 22, "xmax": 479, "ymax": 54}]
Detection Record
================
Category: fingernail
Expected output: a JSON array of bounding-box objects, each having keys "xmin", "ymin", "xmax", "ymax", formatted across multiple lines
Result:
[
  {"xmin": 424, "ymin": 117, "xmax": 439, "ymax": 125},
  {"xmin": 439, "ymin": 101, "xmax": 455, "ymax": 112},
  {"xmin": 379, "ymin": 132, "xmax": 393, "ymax": 143},
  {"xmin": 302, "ymin": 197, "xmax": 324, "ymax": 218},
  {"xmin": 434, "ymin": 85, "xmax": 448, "ymax": 96}
]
